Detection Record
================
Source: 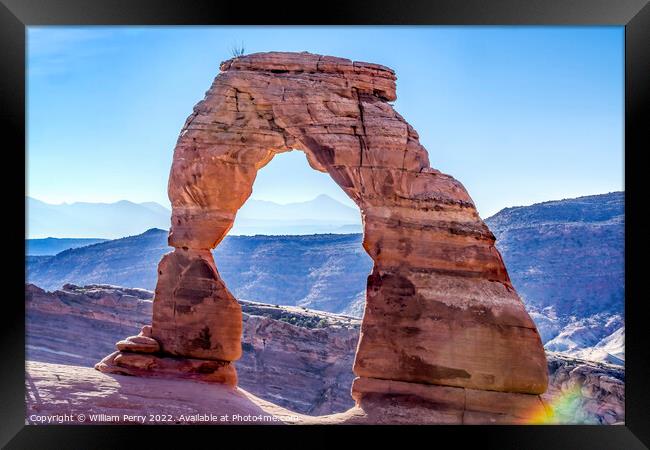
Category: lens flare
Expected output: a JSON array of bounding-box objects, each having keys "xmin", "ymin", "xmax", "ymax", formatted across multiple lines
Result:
[{"xmin": 525, "ymin": 386, "xmax": 587, "ymax": 424}]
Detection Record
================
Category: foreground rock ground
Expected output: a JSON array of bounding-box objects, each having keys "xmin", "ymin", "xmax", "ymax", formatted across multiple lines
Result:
[
  {"xmin": 26, "ymin": 359, "xmax": 623, "ymax": 425},
  {"xmin": 94, "ymin": 51, "xmax": 549, "ymax": 423},
  {"xmin": 26, "ymin": 361, "xmax": 310, "ymax": 425}
]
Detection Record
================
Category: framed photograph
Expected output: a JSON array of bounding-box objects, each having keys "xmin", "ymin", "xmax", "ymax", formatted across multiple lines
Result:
[{"xmin": 2, "ymin": 0, "xmax": 648, "ymax": 447}]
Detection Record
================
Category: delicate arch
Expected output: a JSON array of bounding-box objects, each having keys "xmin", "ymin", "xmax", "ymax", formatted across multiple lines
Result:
[
  {"xmin": 97, "ymin": 53, "xmax": 549, "ymax": 424},
  {"xmin": 150, "ymin": 52, "xmax": 547, "ymax": 396}
]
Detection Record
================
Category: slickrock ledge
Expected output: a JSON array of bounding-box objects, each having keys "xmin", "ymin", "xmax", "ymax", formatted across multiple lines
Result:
[
  {"xmin": 96, "ymin": 51, "xmax": 549, "ymax": 423},
  {"xmin": 27, "ymin": 361, "xmax": 302, "ymax": 425},
  {"xmin": 28, "ymin": 361, "xmax": 549, "ymax": 425}
]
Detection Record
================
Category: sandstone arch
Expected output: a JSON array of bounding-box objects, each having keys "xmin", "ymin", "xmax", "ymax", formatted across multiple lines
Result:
[{"xmin": 97, "ymin": 52, "xmax": 548, "ymax": 422}]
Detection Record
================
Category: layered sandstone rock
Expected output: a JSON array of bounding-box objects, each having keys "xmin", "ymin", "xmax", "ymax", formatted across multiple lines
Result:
[
  {"xmin": 96, "ymin": 350, "xmax": 237, "ymax": 386},
  {"xmin": 115, "ymin": 325, "xmax": 160, "ymax": 353},
  {"xmin": 152, "ymin": 249, "xmax": 242, "ymax": 361},
  {"xmin": 26, "ymin": 283, "xmax": 154, "ymax": 367},
  {"xmin": 350, "ymin": 377, "xmax": 549, "ymax": 424},
  {"xmin": 99, "ymin": 51, "xmax": 548, "ymax": 422},
  {"xmin": 95, "ymin": 323, "xmax": 238, "ymax": 386}
]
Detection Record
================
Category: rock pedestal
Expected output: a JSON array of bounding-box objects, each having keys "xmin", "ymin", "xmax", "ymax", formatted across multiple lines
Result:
[{"xmin": 97, "ymin": 51, "xmax": 548, "ymax": 423}]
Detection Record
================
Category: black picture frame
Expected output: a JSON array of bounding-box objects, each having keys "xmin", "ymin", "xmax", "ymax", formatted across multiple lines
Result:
[{"xmin": 2, "ymin": 0, "xmax": 648, "ymax": 448}]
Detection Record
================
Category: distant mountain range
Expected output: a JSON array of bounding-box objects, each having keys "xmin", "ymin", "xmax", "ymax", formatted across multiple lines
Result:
[
  {"xmin": 26, "ymin": 197, "xmax": 170, "ymax": 239},
  {"xmin": 26, "ymin": 237, "xmax": 109, "ymax": 256},
  {"xmin": 232, "ymin": 194, "xmax": 361, "ymax": 235},
  {"xmin": 25, "ymin": 191, "xmax": 624, "ymax": 365},
  {"xmin": 26, "ymin": 195, "xmax": 362, "ymax": 239}
]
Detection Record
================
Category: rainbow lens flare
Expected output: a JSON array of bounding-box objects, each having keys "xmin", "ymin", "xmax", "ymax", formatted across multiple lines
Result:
[{"xmin": 525, "ymin": 386, "xmax": 593, "ymax": 424}]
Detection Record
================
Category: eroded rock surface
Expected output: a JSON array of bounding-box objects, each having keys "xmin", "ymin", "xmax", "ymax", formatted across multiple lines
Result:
[
  {"xmin": 152, "ymin": 249, "xmax": 242, "ymax": 361},
  {"xmin": 26, "ymin": 283, "xmax": 153, "ymax": 366},
  {"xmin": 26, "ymin": 361, "xmax": 303, "ymax": 425}
]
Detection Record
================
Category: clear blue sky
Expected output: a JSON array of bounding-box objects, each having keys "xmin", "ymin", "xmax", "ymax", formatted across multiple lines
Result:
[{"xmin": 27, "ymin": 26, "xmax": 623, "ymax": 217}]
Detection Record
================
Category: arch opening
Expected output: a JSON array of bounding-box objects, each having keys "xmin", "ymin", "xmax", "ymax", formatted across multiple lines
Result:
[
  {"xmin": 217, "ymin": 149, "xmax": 370, "ymax": 414},
  {"xmin": 219, "ymin": 149, "xmax": 370, "ymax": 315}
]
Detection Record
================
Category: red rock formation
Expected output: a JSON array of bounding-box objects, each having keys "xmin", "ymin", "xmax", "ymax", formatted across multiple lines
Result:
[
  {"xmin": 152, "ymin": 249, "xmax": 242, "ymax": 361},
  {"xmin": 97, "ymin": 51, "xmax": 548, "ymax": 422}
]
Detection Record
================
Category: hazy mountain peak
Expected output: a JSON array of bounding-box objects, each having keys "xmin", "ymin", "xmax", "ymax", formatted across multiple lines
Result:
[
  {"xmin": 143, "ymin": 228, "xmax": 167, "ymax": 235},
  {"xmin": 313, "ymin": 193, "xmax": 338, "ymax": 202},
  {"xmin": 27, "ymin": 195, "xmax": 362, "ymax": 238},
  {"xmin": 26, "ymin": 197, "xmax": 171, "ymax": 239}
]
